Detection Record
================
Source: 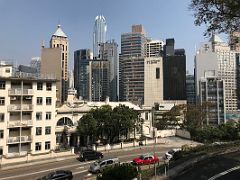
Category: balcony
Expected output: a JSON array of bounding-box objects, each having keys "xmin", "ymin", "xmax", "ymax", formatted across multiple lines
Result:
[
  {"xmin": 9, "ymin": 89, "xmax": 33, "ymax": 96},
  {"xmin": 8, "ymin": 104, "xmax": 33, "ymax": 111},
  {"xmin": 8, "ymin": 120, "xmax": 33, "ymax": 128},
  {"xmin": 7, "ymin": 136, "xmax": 32, "ymax": 144}
]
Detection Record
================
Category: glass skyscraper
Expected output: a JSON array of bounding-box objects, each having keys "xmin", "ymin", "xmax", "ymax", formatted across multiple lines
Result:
[{"xmin": 93, "ymin": 15, "xmax": 107, "ymax": 59}]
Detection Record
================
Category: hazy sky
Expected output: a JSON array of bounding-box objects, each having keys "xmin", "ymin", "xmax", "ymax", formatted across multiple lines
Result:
[{"xmin": 0, "ymin": 0, "xmax": 214, "ymax": 73}]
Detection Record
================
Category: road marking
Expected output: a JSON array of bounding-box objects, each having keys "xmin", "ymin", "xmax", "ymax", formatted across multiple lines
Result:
[
  {"xmin": 72, "ymin": 169, "xmax": 88, "ymax": 175},
  {"xmin": 0, "ymin": 163, "xmax": 89, "ymax": 180},
  {"xmin": 76, "ymin": 166, "xmax": 85, "ymax": 170},
  {"xmin": 208, "ymin": 165, "xmax": 240, "ymax": 180}
]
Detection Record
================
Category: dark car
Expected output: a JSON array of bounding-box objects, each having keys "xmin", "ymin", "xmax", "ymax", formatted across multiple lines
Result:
[
  {"xmin": 37, "ymin": 170, "xmax": 73, "ymax": 180},
  {"xmin": 79, "ymin": 149, "xmax": 103, "ymax": 162}
]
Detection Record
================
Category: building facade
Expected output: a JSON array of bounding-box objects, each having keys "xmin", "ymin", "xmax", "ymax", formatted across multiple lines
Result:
[
  {"xmin": 99, "ymin": 40, "xmax": 118, "ymax": 101},
  {"xmin": 41, "ymin": 25, "xmax": 69, "ymax": 104},
  {"xmin": 186, "ymin": 73, "xmax": 195, "ymax": 104},
  {"xmin": 145, "ymin": 39, "xmax": 164, "ymax": 57},
  {"xmin": 74, "ymin": 49, "xmax": 92, "ymax": 100},
  {"xmin": 93, "ymin": 15, "xmax": 107, "ymax": 59},
  {"xmin": 199, "ymin": 71, "xmax": 226, "ymax": 125},
  {"xmin": 30, "ymin": 57, "xmax": 41, "ymax": 77},
  {"xmin": 0, "ymin": 71, "xmax": 57, "ymax": 157},
  {"xmin": 195, "ymin": 35, "xmax": 238, "ymax": 113},
  {"xmin": 119, "ymin": 25, "xmax": 146, "ymax": 104},
  {"xmin": 163, "ymin": 39, "xmax": 186, "ymax": 101}
]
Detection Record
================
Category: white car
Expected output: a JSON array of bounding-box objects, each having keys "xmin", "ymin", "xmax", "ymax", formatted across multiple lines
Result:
[{"xmin": 165, "ymin": 148, "xmax": 181, "ymax": 160}]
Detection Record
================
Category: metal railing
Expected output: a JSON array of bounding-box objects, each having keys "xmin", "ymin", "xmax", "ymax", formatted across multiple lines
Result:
[
  {"xmin": 7, "ymin": 120, "xmax": 33, "ymax": 128},
  {"xmin": 8, "ymin": 104, "xmax": 33, "ymax": 111},
  {"xmin": 7, "ymin": 136, "xmax": 32, "ymax": 144},
  {"xmin": 9, "ymin": 88, "xmax": 33, "ymax": 95}
]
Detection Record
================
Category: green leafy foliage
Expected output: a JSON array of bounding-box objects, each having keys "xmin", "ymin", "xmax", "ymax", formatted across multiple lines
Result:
[
  {"xmin": 189, "ymin": 0, "xmax": 240, "ymax": 36},
  {"xmin": 97, "ymin": 163, "xmax": 138, "ymax": 180}
]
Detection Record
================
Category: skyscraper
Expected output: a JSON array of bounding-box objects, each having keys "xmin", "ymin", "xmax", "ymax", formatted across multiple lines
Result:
[
  {"xmin": 163, "ymin": 39, "xmax": 186, "ymax": 100},
  {"xmin": 195, "ymin": 34, "xmax": 237, "ymax": 113},
  {"xmin": 119, "ymin": 25, "xmax": 146, "ymax": 104},
  {"xmin": 93, "ymin": 15, "xmax": 107, "ymax": 59},
  {"xmin": 41, "ymin": 25, "xmax": 69, "ymax": 104},
  {"xmin": 74, "ymin": 49, "xmax": 92, "ymax": 100},
  {"xmin": 99, "ymin": 40, "xmax": 118, "ymax": 101}
]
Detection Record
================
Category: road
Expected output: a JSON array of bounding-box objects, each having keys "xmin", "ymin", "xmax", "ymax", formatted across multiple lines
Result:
[
  {"xmin": 0, "ymin": 139, "xmax": 193, "ymax": 180},
  {"xmin": 173, "ymin": 151, "xmax": 240, "ymax": 180}
]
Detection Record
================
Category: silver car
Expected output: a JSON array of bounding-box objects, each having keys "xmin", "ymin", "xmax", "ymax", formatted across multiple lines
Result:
[{"xmin": 88, "ymin": 157, "xmax": 119, "ymax": 173}]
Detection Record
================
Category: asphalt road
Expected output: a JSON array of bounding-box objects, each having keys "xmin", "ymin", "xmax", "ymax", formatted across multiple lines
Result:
[
  {"xmin": 173, "ymin": 151, "xmax": 240, "ymax": 180},
  {"xmin": 0, "ymin": 137, "xmax": 197, "ymax": 180}
]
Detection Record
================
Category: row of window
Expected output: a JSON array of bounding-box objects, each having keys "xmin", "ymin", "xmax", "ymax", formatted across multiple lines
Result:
[
  {"xmin": 0, "ymin": 112, "xmax": 52, "ymax": 122},
  {"xmin": 36, "ymin": 127, "xmax": 51, "ymax": 135},
  {"xmin": 35, "ymin": 141, "xmax": 51, "ymax": 151},
  {"xmin": 0, "ymin": 81, "xmax": 52, "ymax": 91},
  {"xmin": 37, "ymin": 97, "xmax": 52, "ymax": 105},
  {"xmin": 0, "ymin": 97, "xmax": 53, "ymax": 106}
]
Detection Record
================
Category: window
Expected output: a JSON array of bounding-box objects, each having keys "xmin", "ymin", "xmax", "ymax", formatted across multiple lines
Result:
[
  {"xmin": 46, "ymin": 83, "xmax": 52, "ymax": 91},
  {"xmin": 0, "ymin": 113, "xmax": 4, "ymax": 122},
  {"xmin": 46, "ymin": 112, "xmax": 51, "ymax": 120},
  {"xmin": 45, "ymin": 141, "xmax": 51, "ymax": 150},
  {"xmin": 35, "ymin": 142, "xmax": 41, "ymax": 151},
  {"xmin": 37, "ymin": 97, "xmax": 43, "ymax": 105},
  {"xmin": 0, "ymin": 81, "xmax": 5, "ymax": 89},
  {"xmin": 46, "ymin": 97, "xmax": 52, "ymax": 105},
  {"xmin": 0, "ymin": 130, "xmax": 3, "ymax": 139},
  {"xmin": 0, "ymin": 147, "xmax": 2, "ymax": 155},
  {"xmin": 0, "ymin": 97, "xmax": 5, "ymax": 106},
  {"xmin": 156, "ymin": 68, "xmax": 160, "ymax": 79},
  {"xmin": 145, "ymin": 112, "xmax": 148, "ymax": 120},
  {"xmin": 36, "ymin": 127, "xmax": 42, "ymax": 135},
  {"xmin": 37, "ymin": 83, "xmax": 43, "ymax": 90},
  {"xmin": 5, "ymin": 68, "xmax": 10, "ymax": 73},
  {"xmin": 36, "ymin": 112, "xmax": 42, "ymax": 120},
  {"xmin": 45, "ymin": 126, "xmax": 51, "ymax": 135}
]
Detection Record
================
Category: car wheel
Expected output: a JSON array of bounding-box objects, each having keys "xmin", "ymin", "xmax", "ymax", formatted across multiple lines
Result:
[{"xmin": 84, "ymin": 158, "xmax": 88, "ymax": 162}]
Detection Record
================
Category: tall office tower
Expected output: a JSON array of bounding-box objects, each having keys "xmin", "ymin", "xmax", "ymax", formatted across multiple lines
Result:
[
  {"xmin": 30, "ymin": 57, "xmax": 41, "ymax": 76},
  {"xmin": 186, "ymin": 72, "xmax": 195, "ymax": 104},
  {"xmin": 145, "ymin": 39, "xmax": 164, "ymax": 57},
  {"xmin": 93, "ymin": 15, "xmax": 107, "ymax": 59},
  {"xmin": 199, "ymin": 70, "xmax": 226, "ymax": 126},
  {"xmin": 230, "ymin": 31, "xmax": 240, "ymax": 51},
  {"xmin": 99, "ymin": 40, "xmax": 118, "ymax": 101},
  {"xmin": 119, "ymin": 25, "xmax": 146, "ymax": 105},
  {"xmin": 74, "ymin": 49, "xmax": 92, "ymax": 100},
  {"xmin": 195, "ymin": 34, "xmax": 237, "ymax": 113},
  {"xmin": 163, "ymin": 39, "xmax": 186, "ymax": 100},
  {"xmin": 90, "ymin": 60, "xmax": 110, "ymax": 101}
]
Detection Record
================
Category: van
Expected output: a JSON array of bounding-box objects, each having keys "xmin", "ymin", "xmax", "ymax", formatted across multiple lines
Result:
[
  {"xmin": 165, "ymin": 148, "xmax": 181, "ymax": 160},
  {"xmin": 88, "ymin": 157, "xmax": 119, "ymax": 173}
]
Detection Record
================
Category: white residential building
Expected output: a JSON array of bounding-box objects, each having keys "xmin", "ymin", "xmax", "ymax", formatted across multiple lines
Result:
[{"xmin": 0, "ymin": 70, "xmax": 57, "ymax": 158}]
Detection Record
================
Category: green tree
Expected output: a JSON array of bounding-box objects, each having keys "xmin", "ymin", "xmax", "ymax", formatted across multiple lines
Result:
[
  {"xmin": 97, "ymin": 163, "xmax": 138, "ymax": 180},
  {"xmin": 77, "ymin": 113, "xmax": 97, "ymax": 145},
  {"xmin": 189, "ymin": 0, "xmax": 240, "ymax": 36}
]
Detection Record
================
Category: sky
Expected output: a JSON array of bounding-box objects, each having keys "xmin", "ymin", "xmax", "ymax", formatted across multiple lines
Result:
[{"xmin": 0, "ymin": 0, "xmax": 215, "ymax": 73}]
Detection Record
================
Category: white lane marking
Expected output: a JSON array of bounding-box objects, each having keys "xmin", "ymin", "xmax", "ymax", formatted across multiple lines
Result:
[
  {"xmin": 72, "ymin": 170, "xmax": 88, "ymax": 175},
  {"xmin": 0, "ymin": 162, "xmax": 90, "ymax": 180},
  {"xmin": 208, "ymin": 166, "xmax": 240, "ymax": 180},
  {"xmin": 76, "ymin": 166, "xmax": 84, "ymax": 170},
  {"xmin": 0, "ymin": 150, "xmax": 168, "ymax": 179}
]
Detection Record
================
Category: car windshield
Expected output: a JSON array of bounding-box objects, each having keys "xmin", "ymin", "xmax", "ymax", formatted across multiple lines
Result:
[
  {"xmin": 168, "ymin": 150, "xmax": 175, "ymax": 155},
  {"xmin": 139, "ymin": 155, "xmax": 145, "ymax": 160}
]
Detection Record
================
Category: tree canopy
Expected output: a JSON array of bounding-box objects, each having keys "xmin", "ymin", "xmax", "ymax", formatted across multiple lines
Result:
[
  {"xmin": 189, "ymin": 0, "xmax": 240, "ymax": 36},
  {"xmin": 77, "ymin": 105, "xmax": 140, "ymax": 145}
]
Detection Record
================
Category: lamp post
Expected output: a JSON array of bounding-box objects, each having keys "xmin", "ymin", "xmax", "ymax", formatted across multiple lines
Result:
[{"xmin": 153, "ymin": 128, "xmax": 157, "ymax": 180}]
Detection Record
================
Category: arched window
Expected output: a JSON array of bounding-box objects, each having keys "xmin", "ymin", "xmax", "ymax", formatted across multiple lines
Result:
[{"xmin": 57, "ymin": 117, "xmax": 73, "ymax": 126}]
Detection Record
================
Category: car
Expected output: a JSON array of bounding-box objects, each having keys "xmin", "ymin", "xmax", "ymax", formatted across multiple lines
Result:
[
  {"xmin": 88, "ymin": 157, "xmax": 119, "ymax": 173},
  {"xmin": 132, "ymin": 154, "xmax": 159, "ymax": 165},
  {"xmin": 37, "ymin": 170, "xmax": 73, "ymax": 180},
  {"xmin": 79, "ymin": 149, "xmax": 103, "ymax": 162},
  {"xmin": 165, "ymin": 148, "xmax": 181, "ymax": 160}
]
